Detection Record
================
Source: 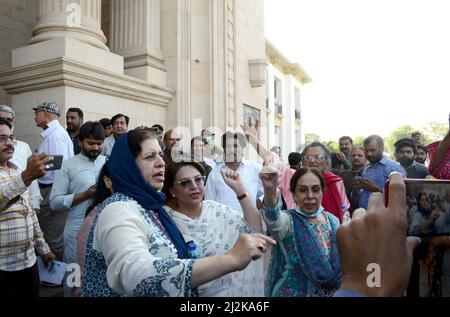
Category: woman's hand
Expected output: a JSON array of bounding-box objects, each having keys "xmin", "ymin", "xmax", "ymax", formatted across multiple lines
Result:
[
  {"xmin": 259, "ymin": 171, "xmax": 278, "ymax": 192},
  {"xmin": 259, "ymin": 172, "xmax": 278, "ymax": 207},
  {"xmin": 220, "ymin": 169, "xmax": 245, "ymax": 194},
  {"xmin": 225, "ymin": 233, "xmax": 276, "ymax": 271}
]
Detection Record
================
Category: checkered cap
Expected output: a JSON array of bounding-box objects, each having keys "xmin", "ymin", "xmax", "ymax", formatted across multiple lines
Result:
[{"xmin": 32, "ymin": 101, "xmax": 61, "ymax": 116}]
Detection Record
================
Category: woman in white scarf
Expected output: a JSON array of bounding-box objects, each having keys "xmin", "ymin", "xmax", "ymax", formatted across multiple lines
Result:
[{"xmin": 163, "ymin": 161, "xmax": 265, "ymax": 296}]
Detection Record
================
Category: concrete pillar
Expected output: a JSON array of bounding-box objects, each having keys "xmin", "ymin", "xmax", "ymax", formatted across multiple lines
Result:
[
  {"xmin": 110, "ymin": 0, "xmax": 167, "ymax": 85},
  {"xmin": 29, "ymin": 0, "xmax": 108, "ymax": 51}
]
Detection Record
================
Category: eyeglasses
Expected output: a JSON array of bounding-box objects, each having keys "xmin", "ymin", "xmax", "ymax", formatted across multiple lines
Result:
[
  {"xmin": 170, "ymin": 138, "xmax": 181, "ymax": 142},
  {"xmin": 0, "ymin": 135, "xmax": 17, "ymax": 144},
  {"xmin": 176, "ymin": 175, "xmax": 206, "ymax": 189},
  {"xmin": 0, "ymin": 116, "xmax": 13, "ymax": 123},
  {"xmin": 303, "ymin": 155, "xmax": 326, "ymax": 162}
]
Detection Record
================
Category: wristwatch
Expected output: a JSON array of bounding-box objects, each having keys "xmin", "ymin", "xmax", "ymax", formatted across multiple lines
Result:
[{"xmin": 237, "ymin": 192, "xmax": 248, "ymax": 201}]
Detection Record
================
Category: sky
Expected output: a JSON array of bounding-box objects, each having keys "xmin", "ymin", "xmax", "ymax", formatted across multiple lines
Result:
[{"xmin": 265, "ymin": 0, "xmax": 449, "ymax": 142}]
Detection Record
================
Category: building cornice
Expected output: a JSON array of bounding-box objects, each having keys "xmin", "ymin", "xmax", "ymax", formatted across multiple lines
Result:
[
  {"xmin": 265, "ymin": 39, "xmax": 312, "ymax": 84},
  {"xmin": 0, "ymin": 57, "xmax": 174, "ymax": 107}
]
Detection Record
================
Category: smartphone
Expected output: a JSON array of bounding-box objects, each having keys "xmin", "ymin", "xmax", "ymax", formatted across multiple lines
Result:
[
  {"xmin": 385, "ymin": 179, "xmax": 450, "ymax": 237},
  {"xmin": 45, "ymin": 155, "xmax": 63, "ymax": 171}
]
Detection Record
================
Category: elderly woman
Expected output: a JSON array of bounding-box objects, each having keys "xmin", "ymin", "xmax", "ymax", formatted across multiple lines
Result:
[
  {"xmin": 260, "ymin": 167, "xmax": 342, "ymax": 297},
  {"xmin": 163, "ymin": 161, "xmax": 264, "ymax": 296},
  {"xmin": 82, "ymin": 129, "xmax": 274, "ymax": 297},
  {"xmin": 301, "ymin": 142, "xmax": 350, "ymax": 223}
]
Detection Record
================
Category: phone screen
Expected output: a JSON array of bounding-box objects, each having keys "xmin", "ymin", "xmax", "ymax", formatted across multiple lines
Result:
[
  {"xmin": 45, "ymin": 155, "xmax": 63, "ymax": 171},
  {"xmin": 385, "ymin": 179, "xmax": 450, "ymax": 237}
]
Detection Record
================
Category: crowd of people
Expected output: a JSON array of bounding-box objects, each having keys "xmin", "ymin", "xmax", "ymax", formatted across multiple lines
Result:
[{"xmin": 0, "ymin": 101, "xmax": 449, "ymax": 297}]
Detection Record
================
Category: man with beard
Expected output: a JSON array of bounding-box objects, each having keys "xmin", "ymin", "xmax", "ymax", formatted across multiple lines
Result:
[
  {"xmin": 394, "ymin": 138, "xmax": 428, "ymax": 179},
  {"xmin": 331, "ymin": 136, "xmax": 353, "ymax": 173},
  {"xmin": 0, "ymin": 118, "xmax": 55, "ymax": 296},
  {"xmin": 356, "ymin": 135, "xmax": 406, "ymax": 209},
  {"xmin": 50, "ymin": 121, "xmax": 106, "ymax": 296},
  {"xmin": 66, "ymin": 108, "xmax": 84, "ymax": 155},
  {"xmin": 415, "ymin": 144, "xmax": 428, "ymax": 165},
  {"xmin": 102, "ymin": 113, "xmax": 129, "ymax": 157}
]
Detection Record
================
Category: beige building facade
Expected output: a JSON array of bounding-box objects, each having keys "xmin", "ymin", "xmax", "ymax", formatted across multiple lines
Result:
[
  {"xmin": 0, "ymin": 0, "xmax": 267, "ymax": 152},
  {"xmin": 265, "ymin": 40, "xmax": 311, "ymax": 158}
]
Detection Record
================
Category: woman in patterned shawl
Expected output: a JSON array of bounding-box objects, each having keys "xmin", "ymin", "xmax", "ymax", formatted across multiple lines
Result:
[
  {"xmin": 163, "ymin": 161, "xmax": 264, "ymax": 296},
  {"xmin": 82, "ymin": 128, "xmax": 275, "ymax": 297},
  {"xmin": 260, "ymin": 167, "xmax": 342, "ymax": 297}
]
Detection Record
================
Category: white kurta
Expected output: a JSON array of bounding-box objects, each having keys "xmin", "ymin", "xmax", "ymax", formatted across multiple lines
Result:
[{"xmin": 86, "ymin": 196, "xmax": 195, "ymax": 297}]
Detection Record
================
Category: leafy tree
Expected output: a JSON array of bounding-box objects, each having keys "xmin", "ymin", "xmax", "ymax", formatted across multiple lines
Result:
[
  {"xmin": 323, "ymin": 140, "xmax": 339, "ymax": 153},
  {"xmin": 384, "ymin": 124, "xmax": 438, "ymax": 157},
  {"xmin": 423, "ymin": 121, "xmax": 447, "ymax": 142},
  {"xmin": 384, "ymin": 125, "xmax": 416, "ymax": 157},
  {"xmin": 304, "ymin": 133, "xmax": 321, "ymax": 145},
  {"xmin": 353, "ymin": 136, "xmax": 365, "ymax": 148}
]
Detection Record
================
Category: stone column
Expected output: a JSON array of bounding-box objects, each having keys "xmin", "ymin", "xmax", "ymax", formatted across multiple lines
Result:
[
  {"xmin": 29, "ymin": 0, "xmax": 108, "ymax": 51},
  {"xmin": 110, "ymin": 0, "xmax": 167, "ymax": 85}
]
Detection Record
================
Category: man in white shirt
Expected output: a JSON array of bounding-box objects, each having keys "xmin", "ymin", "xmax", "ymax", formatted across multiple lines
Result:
[
  {"xmin": 33, "ymin": 101, "xmax": 74, "ymax": 260},
  {"xmin": 0, "ymin": 105, "xmax": 43, "ymax": 210},
  {"xmin": 204, "ymin": 131, "xmax": 263, "ymax": 213},
  {"xmin": 50, "ymin": 121, "xmax": 106, "ymax": 296},
  {"xmin": 204, "ymin": 131, "xmax": 264, "ymax": 296},
  {"xmin": 101, "ymin": 113, "xmax": 129, "ymax": 157}
]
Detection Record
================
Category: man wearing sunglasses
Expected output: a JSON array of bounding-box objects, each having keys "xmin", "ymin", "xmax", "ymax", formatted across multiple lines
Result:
[{"xmin": 0, "ymin": 105, "xmax": 43, "ymax": 212}]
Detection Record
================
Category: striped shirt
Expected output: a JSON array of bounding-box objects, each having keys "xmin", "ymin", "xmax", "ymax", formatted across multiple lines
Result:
[{"xmin": 0, "ymin": 162, "xmax": 51, "ymax": 271}]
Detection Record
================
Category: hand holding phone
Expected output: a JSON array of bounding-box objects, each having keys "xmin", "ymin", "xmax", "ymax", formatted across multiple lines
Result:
[
  {"xmin": 44, "ymin": 155, "xmax": 63, "ymax": 171},
  {"xmin": 22, "ymin": 153, "xmax": 55, "ymax": 186}
]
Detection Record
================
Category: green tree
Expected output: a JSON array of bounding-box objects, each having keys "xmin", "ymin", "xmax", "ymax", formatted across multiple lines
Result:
[
  {"xmin": 304, "ymin": 133, "xmax": 320, "ymax": 145},
  {"xmin": 384, "ymin": 125, "xmax": 433, "ymax": 157},
  {"xmin": 423, "ymin": 121, "xmax": 447, "ymax": 142},
  {"xmin": 384, "ymin": 125, "xmax": 416, "ymax": 158},
  {"xmin": 323, "ymin": 140, "xmax": 339, "ymax": 153},
  {"xmin": 353, "ymin": 136, "xmax": 365, "ymax": 148}
]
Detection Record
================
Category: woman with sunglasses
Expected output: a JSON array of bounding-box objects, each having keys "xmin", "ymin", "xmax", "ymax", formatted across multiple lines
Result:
[
  {"xmin": 82, "ymin": 128, "xmax": 274, "ymax": 297},
  {"xmin": 162, "ymin": 161, "xmax": 264, "ymax": 296}
]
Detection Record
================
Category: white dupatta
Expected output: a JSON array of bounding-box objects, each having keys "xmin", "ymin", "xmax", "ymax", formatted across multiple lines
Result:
[{"xmin": 165, "ymin": 200, "xmax": 264, "ymax": 297}]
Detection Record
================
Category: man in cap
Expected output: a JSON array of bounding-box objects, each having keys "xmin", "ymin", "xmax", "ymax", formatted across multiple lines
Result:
[{"xmin": 33, "ymin": 101, "xmax": 74, "ymax": 260}]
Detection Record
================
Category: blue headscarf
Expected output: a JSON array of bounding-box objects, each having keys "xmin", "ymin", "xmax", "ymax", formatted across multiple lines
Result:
[{"xmin": 107, "ymin": 132, "xmax": 189, "ymax": 259}]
